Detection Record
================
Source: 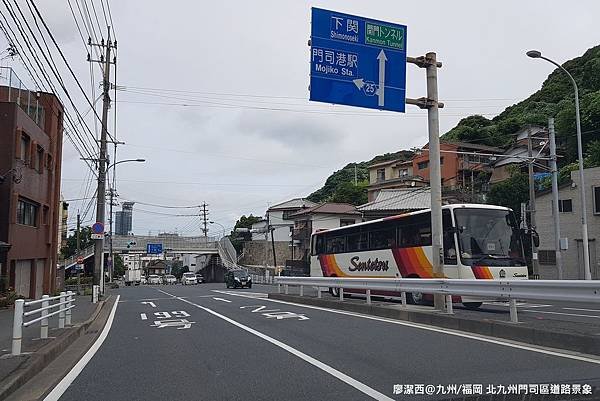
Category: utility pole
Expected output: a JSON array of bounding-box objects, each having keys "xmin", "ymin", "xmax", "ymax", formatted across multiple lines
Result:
[
  {"xmin": 91, "ymin": 28, "xmax": 116, "ymax": 294},
  {"xmin": 76, "ymin": 212, "xmax": 81, "ymax": 295},
  {"xmin": 200, "ymin": 202, "xmax": 209, "ymax": 238},
  {"xmin": 548, "ymin": 118, "xmax": 563, "ymax": 279},
  {"xmin": 425, "ymin": 53, "xmax": 443, "ymax": 309},
  {"xmin": 354, "ymin": 164, "xmax": 357, "ymax": 185},
  {"xmin": 527, "ymin": 130, "xmax": 539, "ymax": 278},
  {"xmin": 406, "ymin": 53, "xmax": 444, "ymax": 311},
  {"xmin": 108, "ymin": 187, "xmax": 115, "ymax": 282}
]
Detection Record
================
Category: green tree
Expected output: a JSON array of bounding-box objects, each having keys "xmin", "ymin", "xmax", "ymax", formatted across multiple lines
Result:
[
  {"xmin": 61, "ymin": 227, "xmax": 93, "ymax": 259},
  {"xmin": 487, "ymin": 169, "xmax": 529, "ymax": 216},
  {"xmin": 113, "ymin": 254, "xmax": 125, "ymax": 278},
  {"xmin": 170, "ymin": 261, "xmax": 188, "ymax": 279},
  {"xmin": 229, "ymin": 214, "xmax": 263, "ymax": 254},
  {"xmin": 330, "ymin": 181, "xmax": 368, "ymax": 205},
  {"xmin": 584, "ymin": 139, "xmax": 600, "ymax": 167}
]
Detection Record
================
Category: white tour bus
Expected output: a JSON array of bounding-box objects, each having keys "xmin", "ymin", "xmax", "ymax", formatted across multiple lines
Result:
[{"xmin": 310, "ymin": 204, "xmax": 529, "ymax": 309}]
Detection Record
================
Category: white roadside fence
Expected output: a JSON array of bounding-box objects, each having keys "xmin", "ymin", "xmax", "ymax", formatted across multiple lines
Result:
[
  {"xmin": 274, "ymin": 277, "xmax": 600, "ymax": 323},
  {"xmin": 11, "ymin": 291, "xmax": 75, "ymax": 356}
]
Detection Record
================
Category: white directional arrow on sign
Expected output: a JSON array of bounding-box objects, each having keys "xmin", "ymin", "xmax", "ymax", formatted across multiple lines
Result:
[
  {"xmin": 376, "ymin": 49, "xmax": 387, "ymax": 106},
  {"xmin": 352, "ymin": 78, "xmax": 365, "ymax": 90}
]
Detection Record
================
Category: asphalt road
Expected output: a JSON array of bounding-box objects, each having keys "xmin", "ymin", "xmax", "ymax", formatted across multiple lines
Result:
[{"xmin": 52, "ymin": 283, "xmax": 600, "ymax": 401}]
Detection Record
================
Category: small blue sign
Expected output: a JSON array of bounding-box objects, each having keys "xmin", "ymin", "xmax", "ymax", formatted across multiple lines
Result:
[
  {"xmin": 92, "ymin": 222, "xmax": 104, "ymax": 234},
  {"xmin": 147, "ymin": 243, "xmax": 163, "ymax": 254},
  {"xmin": 310, "ymin": 8, "xmax": 407, "ymax": 112}
]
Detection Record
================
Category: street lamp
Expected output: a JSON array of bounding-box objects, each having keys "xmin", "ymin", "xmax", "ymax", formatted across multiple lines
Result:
[
  {"xmin": 526, "ymin": 50, "xmax": 591, "ymax": 280},
  {"xmin": 209, "ymin": 221, "xmax": 226, "ymax": 238},
  {"xmin": 106, "ymin": 158, "xmax": 145, "ymax": 283}
]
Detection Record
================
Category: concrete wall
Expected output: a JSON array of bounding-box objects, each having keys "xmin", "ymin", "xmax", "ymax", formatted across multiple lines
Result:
[
  {"xmin": 238, "ymin": 240, "xmax": 291, "ymax": 268},
  {"xmin": 536, "ymin": 167, "xmax": 600, "ymax": 279}
]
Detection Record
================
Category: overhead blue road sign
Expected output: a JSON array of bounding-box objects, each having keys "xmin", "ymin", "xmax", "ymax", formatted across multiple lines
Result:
[
  {"xmin": 147, "ymin": 243, "xmax": 163, "ymax": 254},
  {"xmin": 92, "ymin": 222, "xmax": 104, "ymax": 234},
  {"xmin": 310, "ymin": 8, "xmax": 407, "ymax": 112}
]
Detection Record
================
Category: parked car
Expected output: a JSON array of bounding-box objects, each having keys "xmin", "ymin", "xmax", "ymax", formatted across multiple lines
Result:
[
  {"xmin": 140, "ymin": 276, "xmax": 147, "ymax": 285},
  {"xmin": 164, "ymin": 274, "xmax": 177, "ymax": 285},
  {"xmin": 195, "ymin": 274, "xmax": 204, "ymax": 284},
  {"xmin": 148, "ymin": 274, "xmax": 161, "ymax": 285},
  {"xmin": 225, "ymin": 270, "xmax": 252, "ymax": 289},
  {"xmin": 182, "ymin": 272, "xmax": 197, "ymax": 285}
]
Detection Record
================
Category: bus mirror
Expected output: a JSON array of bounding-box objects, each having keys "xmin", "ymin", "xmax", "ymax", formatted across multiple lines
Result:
[{"xmin": 532, "ymin": 230, "xmax": 540, "ymax": 248}]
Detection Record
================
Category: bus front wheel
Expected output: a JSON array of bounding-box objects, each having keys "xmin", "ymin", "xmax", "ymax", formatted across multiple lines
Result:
[
  {"xmin": 463, "ymin": 302, "xmax": 482, "ymax": 310},
  {"xmin": 329, "ymin": 275, "xmax": 339, "ymax": 297}
]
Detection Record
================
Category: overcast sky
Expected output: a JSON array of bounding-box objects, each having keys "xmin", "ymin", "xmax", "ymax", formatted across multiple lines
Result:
[{"xmin": 2, "ymin": 0, "xmax": 600, "ymax": 236}]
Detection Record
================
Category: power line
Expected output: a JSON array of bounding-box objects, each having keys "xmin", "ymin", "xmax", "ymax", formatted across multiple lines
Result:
[{"xmin": 28, "ymin": 0, "xmax": 115, "ymax": 142}]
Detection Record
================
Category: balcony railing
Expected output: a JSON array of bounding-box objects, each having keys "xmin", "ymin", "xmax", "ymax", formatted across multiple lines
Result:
[{"xmin": 0, "ymin": 67, "xmax": 44, "ymax": 126}]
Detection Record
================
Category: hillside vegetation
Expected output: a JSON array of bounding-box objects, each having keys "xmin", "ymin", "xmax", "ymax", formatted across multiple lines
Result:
[{"xmin": 308, "ymin": 45, "xmax": 600, "ymax": 204}]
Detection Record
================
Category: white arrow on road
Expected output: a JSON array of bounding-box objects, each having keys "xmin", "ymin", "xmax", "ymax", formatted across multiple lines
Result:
[{"xmin": 376, "ymin": 49, "xmax": 387, "ymax": 106}]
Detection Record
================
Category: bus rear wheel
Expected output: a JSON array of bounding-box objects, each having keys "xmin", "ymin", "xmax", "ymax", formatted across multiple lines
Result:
[
  {"xmin": 463, "ymin": 302, "xmax": 483, "ymax": 310},
  {"xmin": 407, "ymin": 291, "xmax": 425, "ymax": 306}
]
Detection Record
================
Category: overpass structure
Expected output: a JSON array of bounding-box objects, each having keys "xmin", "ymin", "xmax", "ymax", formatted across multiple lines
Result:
[{"xmin": 62, "ymin": 235, "xmax": 239, "ymax": 272}]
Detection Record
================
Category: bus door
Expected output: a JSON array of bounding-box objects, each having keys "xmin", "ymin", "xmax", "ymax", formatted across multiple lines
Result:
[{"xmin": 442, "ymin": 210, "xmax": 459, "ymax": 279}]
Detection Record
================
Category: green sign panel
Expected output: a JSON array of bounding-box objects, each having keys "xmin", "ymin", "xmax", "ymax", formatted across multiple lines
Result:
[{"xmin": 365, "ymin": 22, "xmax": 405, "ymax": 50}]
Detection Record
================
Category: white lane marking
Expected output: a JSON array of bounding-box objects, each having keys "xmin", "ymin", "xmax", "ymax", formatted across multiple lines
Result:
[
  {"xmin": 563, "ymin": 307, "xmax": 600, "ymax": 313},
  {"xmin": 157, "ymin": 289, "xmax": 392, "ymax": 401},
  {"xmin": 483, "ymin": 301, "xmax": 552, "ymax": 308},
  {"xmin": 213, "ymin": 297, "xmax": 232, "ymax": 303},
  {"xmin": 221, "ymin": 292, "xmax": 600, "ymax": 365},
  {"xmin": 214, "ymin": 290, "xmax": 267, "ymax": 298},
  {"xmin": 44, "ymin": 295, "xmax": 121, "ymax": 401},
  {"xmin": 140, "ymin": 313, "xmax": 147, "ymax": 320},
  {"xmin": 119, "ymin": 295, "xmax": 216, "ymax": 303},
  {"xmin": 141, "ymin": 301, "xmax": 156, "ymax": 308},
  {"xmin": 522, "ymin": 309, "xmax": 600, "ymax": 319}
]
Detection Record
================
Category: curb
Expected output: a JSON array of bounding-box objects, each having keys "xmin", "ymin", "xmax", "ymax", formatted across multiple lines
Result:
[
  {"xmin": 0, "ymin": 296, "xmax": 112, "ymax": 401},
  {"xmin": 269, "ymin": 293, "xmax": 600, "ymax": 356}
]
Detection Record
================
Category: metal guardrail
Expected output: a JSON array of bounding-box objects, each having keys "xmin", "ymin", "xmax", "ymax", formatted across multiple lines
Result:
[
  {"xmin": 11, "ymin": 291, "xmax": 75, "ymax": 356},
  {"xmin": 250, "ymin": 274, "xmax": 275, "ymax": 285},
  {"xmin": 274, "ymin": 277, "xmax": 600, "ymax": 323}
]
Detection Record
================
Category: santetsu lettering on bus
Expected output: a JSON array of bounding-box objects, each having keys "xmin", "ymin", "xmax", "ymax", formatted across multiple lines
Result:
[{"xmin": 309, "ymin": 8, "xmax": 407, "ymax": 112}]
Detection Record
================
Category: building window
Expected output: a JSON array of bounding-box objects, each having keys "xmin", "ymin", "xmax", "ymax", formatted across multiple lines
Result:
[
  {"xmin": 376, "ymin": 168, "xmax": 385, "ymax": 182},
  {"xmin": 559, "ymin": 199, "xmax": 573, "ymax": 213},
  {"xmin": 19, "ymin": 133, "xmax": 31, "ymax": 163},
  {"xmin": 282, "ymin": 210, "xmax": 294, "ymax": 220},
  {"xmin": 46, "ymin": 153, "xmax": 53, "ymax": 171},
  {"xmin": 594, "ymin": 186, "xmax": 600, "ymax": 215},
  {"xmin": 17, "ymin": 198, "xmax": 39, "ymax": 227},
  {"xmin": 340, "ymin": 219, "xmax": 355, "ymax": 227},
  {"xmin": 399, "ymin": 169, "xmax": 408, "ymax": 177},
  {"xmin": 37, "ymin": 145, "xmax": 44, "ymax": 173},
  {"xmin": 440, "ymin": 157, "xmax": 444, "ymax": 165},
  {"xmin": 538, "ymin": 250, "xmax": 557, "ymax": 265},
  {"xmin": 417, "ymin": 161, "xmax": 429, "ymax": 170}
]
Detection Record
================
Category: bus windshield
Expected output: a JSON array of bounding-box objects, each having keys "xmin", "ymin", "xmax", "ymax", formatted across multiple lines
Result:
[{"xmin": 454, "ymin": 208, "xmax": 525, "ymax": 266}]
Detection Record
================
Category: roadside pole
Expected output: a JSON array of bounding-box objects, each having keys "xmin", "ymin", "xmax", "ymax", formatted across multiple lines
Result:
[
  {"xmin": 527, "ymin": 130, "xmax": 539, "ymax": 278},
  {"xmin": 425, "ymin": 52, "xmax": 444, "ymax": 310},
  {"xmin": 548, "ymin": 118, "xmax": 563, "ymax": 279},
  {"xmin": 407, "ymin": 53, "xmax": 444, "ymax": 310},
  {"xmin": 76, "ymin": 213, "xmax": 81, "ymax": 295},
  {"xmin": 92, "ymin": 28, "xmax": 114, "ymax": 295}
]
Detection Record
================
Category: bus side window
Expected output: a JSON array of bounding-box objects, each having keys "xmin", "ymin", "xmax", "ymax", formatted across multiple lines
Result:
[{"xmin": 347, "ymin": 232, "xmax": 368, "ymax": 252}]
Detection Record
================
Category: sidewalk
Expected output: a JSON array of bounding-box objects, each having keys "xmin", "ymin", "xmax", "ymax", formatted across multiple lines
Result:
[{"xmin": 0, "ymin": 295, "xmax": 98, "ymax": 383}]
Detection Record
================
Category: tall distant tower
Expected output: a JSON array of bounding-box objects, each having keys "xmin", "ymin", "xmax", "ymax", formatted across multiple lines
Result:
[{"xmin": 115, "ymin": 202, "xmax": 135, "ymax": 235}]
